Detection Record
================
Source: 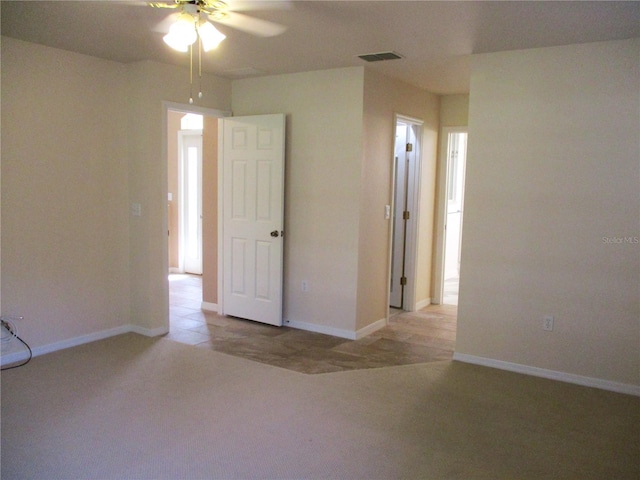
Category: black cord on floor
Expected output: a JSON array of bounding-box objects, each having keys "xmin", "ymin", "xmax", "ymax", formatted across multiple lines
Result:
[{"xmin": 1, "ymin": 319, "xmax": 33, "ymax": 371}]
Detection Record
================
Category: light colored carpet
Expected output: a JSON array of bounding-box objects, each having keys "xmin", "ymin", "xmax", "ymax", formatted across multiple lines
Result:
[{"xmin": 1, "ymin": 333, "xmax": 638, "ymax": 479}]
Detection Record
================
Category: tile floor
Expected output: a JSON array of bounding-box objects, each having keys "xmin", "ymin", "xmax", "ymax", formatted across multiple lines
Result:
[{"xmin": 166, "ymin": 274, "xmax": 457, "ymax": 374}]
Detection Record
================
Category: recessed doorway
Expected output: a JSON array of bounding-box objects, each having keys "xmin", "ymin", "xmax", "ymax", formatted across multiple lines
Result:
[
  {"xmin": 164, "ymin": 102, "xmax": 229, "ymax": 333},
  {"xmin": 389, "ymin": 116, "xmax": 423, "ymax": 312},
  {"xmin": 434, "ymin": 127, "xmax": 468, "ymax": 305}
]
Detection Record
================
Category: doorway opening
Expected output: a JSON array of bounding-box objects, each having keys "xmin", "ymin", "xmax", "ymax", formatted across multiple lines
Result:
[
  {"xmin": 389, "ymin": 116, "xmax": 423, "ymax": 314},
  {"xmin": 168, "ymin": 112, "xmax": 203, "ymax": 275},
  {"xmin": 434, "ymin": 128, "xmax": 468, "ymax": 305},
  {"xmin": 164, "ymin": 102, "xmax": 229, "ymax": 332},
  {"xmin": 179, "ymin": 123, "xmax": 203, "ymax": 274}
]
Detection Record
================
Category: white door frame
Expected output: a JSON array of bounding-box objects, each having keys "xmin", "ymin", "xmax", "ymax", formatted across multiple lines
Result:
[
  {"xmin": 432, "ymin": 126, "xmax": 468, "ymax": 304},
  {"xmin": 389, "ymin": 122, "xmax": 409, "ymax": 308},
  {"xmin": 178, "ymin": 129, "xmax": 203, "ymax": 274},
  {"xmin": 387, "ymin": 114, "xmax": 423, "ymax": 313}
]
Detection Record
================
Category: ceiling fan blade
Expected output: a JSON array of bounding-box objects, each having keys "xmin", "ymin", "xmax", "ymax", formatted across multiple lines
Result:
[
  {"xmin": 225, "ymin": 0, "xmax": 292, "ymax": 12},
  {"xmin": 120, "ymin": 1, "xmax": 155, "ymax": 6},
  {"xmin": 147, "ymin": 2, "xmax": 181, "ymax": 9},
  {"xmin": 213, "ymin": 11, "xmax": 286, "ymax": 37}
]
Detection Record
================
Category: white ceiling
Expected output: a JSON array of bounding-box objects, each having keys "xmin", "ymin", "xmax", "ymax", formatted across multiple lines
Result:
[{"xmin": 2, "ymin": 0, "xmax": 639, "ymax": 94}]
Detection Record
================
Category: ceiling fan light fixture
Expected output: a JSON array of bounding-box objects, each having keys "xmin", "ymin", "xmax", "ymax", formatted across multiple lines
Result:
[
  {"xmin": 197, "ymin": 20, "xmax": 226, "ymax": 51},
  {"xmin": 163, "ymin": 13, "xmax": 198, "ymax": 51}
]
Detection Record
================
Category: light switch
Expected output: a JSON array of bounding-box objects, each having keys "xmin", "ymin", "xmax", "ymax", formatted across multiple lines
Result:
[
  {"xmin": 132, "ymin": 203, "xmax": 142, "ymax": 217},
  {"xmin": 385, "ymin": 205, "xmax": 391, "ymax": 220}
]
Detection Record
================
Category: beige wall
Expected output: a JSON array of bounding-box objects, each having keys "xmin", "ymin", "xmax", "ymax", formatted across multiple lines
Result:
[
  {"xmin": 167, "ymin": 111, "xmax": 181, "ymax": 270},
  {"xmin": 202, "ymin": 116, "xmax": 218, "ymax": 305},
  {"xmin": 1, "ymin": 38, "xmax": 232, "ymax": 349},
  {"xmin": 232, "ymin": 67, "xmax": 439, "ymax": 335},
  {"xmin": 439, "ymin": 95, "xmax": 469, "ymax": 127},
  {"xmin": 1, "ymin": 37, "xmax": 130, "ymax": 347},
  {"xmin": 359, "ymin": 70, "xmax": 439, "ymax": 329},
  {"xmin": 232, "ymin": 68, "xmax": 365, "ymax": 333},
  {"xmin": 458, "ymin": 39, "xmax": 640, "ymax": 387},
  {"xmin": 126, "ymin": 61, "xmax": 231, "ymax": 331}
]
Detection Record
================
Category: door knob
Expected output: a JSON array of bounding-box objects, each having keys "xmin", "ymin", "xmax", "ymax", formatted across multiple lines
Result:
[{"xmin": 270, "ymin": 230, "xmax": 279, "ymax": 237}]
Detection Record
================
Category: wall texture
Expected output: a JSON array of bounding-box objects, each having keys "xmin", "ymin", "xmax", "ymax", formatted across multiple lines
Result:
[
  {"xmin": 457, "ymin": 39, "xmax": 640, "ymax": 389},
  {"xmin": 439, "ymin": 95, "xmax": 469, "ymax": 127},
  {"xmin": 1, "ymin": 38, "xmax": 232, "ymax": 351},
  {"xmin": 1, "ymin": 37, "xmax": 130, "ymax": 348}
]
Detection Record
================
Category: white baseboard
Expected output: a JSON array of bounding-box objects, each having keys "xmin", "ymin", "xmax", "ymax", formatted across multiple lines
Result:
[
  {"xmin": 453, "ymin": 352, "xmax": 640, "ymax": 396},
  {"xmin": 168, "ymin": 268, "xmax": 181, "ymax": 274},
  {"xmin": 414, "ymin": 298, "xmax": 431, "ymax": 311},
  {"xmin": 356, "ymin": 317, "xmax": 387, "ymax": 339},
  {"xmin": 284, "ymin": 319, "xmax": 357, "ymax": 340},
  {"xmin": 284, "ymin": 317, "xmax": 387, "ymax": 340},
  {"xmin": 201, "ymin": 302, "xmax": 218, "ymax": 312},
  {"xmin": 0, "ymin": 324, "xmax": 167, "ymax": 367},
  {"xmin": 129, "ymin": 324, "xmax": 169, "ymax": 337}
]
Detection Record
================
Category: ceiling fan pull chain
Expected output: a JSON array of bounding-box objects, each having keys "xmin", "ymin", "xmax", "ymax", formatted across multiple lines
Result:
[
  {"xmin": 198, "ymin": 34, "xmax": 203, "ymax": 100},
  {"xmin": 189, "ymin": 42, "xmax": 194, "ymax": 104}
]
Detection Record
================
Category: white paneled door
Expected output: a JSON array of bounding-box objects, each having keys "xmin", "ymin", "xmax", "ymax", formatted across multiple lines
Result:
[{"xmin": 219, "ymin": 114, "xmax": 285, "ymax": 326}]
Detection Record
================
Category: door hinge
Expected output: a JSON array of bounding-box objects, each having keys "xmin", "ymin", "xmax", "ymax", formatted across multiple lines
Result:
[
  {"xmin": 400, "ymin": 276, "xmax": 407, "ymax": 286},
  {"xmin": 406, "ymin": 143, "xmax": 413, "ymax": 152},
  {"xmin": 403, "ymin": 211, "xmax": 410, "ymax": 220}
]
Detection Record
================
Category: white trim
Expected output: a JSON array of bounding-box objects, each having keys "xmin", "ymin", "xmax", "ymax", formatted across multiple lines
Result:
[
  {"xmin": 0, "ymin": 324, "xmax": 169, "ymax": 367},
  {"xmin": 414, "ymin": 298, "xmax": 431, "ymax": 311},
  {"xmin": 0, "ymin": 351, "xmax": 29, "ymax": 366},
  {"xmin": 162, "ymin": 101, "xmax": 231, "ymax": 118},
  {"xmin": 177, "ymin": 129, "xmax": 204, "ymax": 275},
  {"xmin": 30, "ymin": 325, "xmax": 132, "ymax": 356},
  {"xmin": 168, "ymin": 267, "xmax": 182, "ymax": 274},
  {"xmin": 217, "ymin": 119, "xmax": 225, "ymax": 316},
  {"xmin": 356, "ymin": 317, "xmax": 387, "ymax": 339},
  {"xmin": 453, "ymin": 352, "xmax": 640, "ymax": 396},
  {"xmin": 284, "ymin": 317, "xmax": 387, "ymax": 340},
  {"xmin": 284, "ymin": 320, "xmax": 357, "ymax": 340},
  {"xmin": 201, "ymin": 301, "xmax": 218, "ymax": 312},
  {"xmin": 129, "ymin": 325, "xmax": 169, "ymax": 337}
]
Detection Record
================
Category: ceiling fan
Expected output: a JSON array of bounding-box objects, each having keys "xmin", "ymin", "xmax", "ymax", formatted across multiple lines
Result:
[
  {"xmin": 146, "ymin": 0, "xmax": 288, "ymax": 103},
  {"xmin": 149, "ymin": 0, "xmax": 288, "ymax": 49}
]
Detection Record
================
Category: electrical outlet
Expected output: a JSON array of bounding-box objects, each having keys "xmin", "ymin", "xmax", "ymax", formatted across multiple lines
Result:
[
  {"xmin": 543, "ymin": 315, "xmax": 554, "ymax": 331},
  {"xmin": 301, "ymin": 280, "xmax": 309, "ymax": 292}
]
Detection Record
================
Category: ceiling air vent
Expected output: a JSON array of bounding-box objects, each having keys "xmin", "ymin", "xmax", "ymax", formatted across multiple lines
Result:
[{"xmin": 358, "ymin": 51, "xmax": 403, "ymax": 62}]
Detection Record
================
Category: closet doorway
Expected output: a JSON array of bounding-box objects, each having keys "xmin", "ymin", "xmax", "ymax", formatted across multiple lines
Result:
[{"xmin": 389, "ymin": 116, "xmax": 423, "ymax": 312}]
